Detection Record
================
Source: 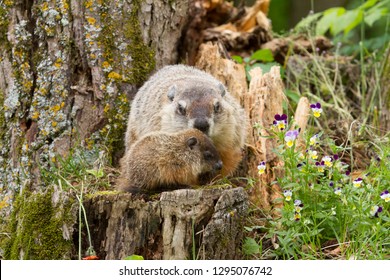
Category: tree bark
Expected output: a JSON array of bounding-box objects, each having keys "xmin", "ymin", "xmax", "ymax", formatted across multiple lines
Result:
[
  {"xmin": 245, "ymin": 66, "xmax": 286, "ymax": 211},
  {"xmin": 0, "ymin": 0, "xmax": 190, "ymax": 193}
]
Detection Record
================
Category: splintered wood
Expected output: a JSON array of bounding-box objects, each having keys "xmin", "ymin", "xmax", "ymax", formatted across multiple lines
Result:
[
  {"xmin": 195, "ymin": 42, "xmax": 247, "ymax": 103},
  {"xmin": 246, "ymin": 67, "xmax": 286, "ymax": 211},
  {"xmin": 203, "ymin": 0, "xmax": 272, "ymax": 54},
  {"xmin": 196, "ymin": 42, "xmax": 293, "ymax": 212},
  {"xmin": 84, "ymin": 188, "xmax": 248, "ymax": 260},
  {"xmin": 293, "ymin": 97, "xmax": 310, "ymax": 147}
]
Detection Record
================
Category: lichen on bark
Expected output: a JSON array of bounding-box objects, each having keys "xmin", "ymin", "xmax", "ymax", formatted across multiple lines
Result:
[{"xmin": 82, "ymin": 0, "xmax": 156, "ymax": 162}]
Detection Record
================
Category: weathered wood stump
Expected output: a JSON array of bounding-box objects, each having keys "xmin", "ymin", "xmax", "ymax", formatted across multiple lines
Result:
[{"xmin": 84, "ymin": 187, "xmax": 248, "ymax": 260}]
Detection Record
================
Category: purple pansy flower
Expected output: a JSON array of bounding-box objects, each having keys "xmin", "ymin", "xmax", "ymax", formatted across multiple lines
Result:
[
  {"xmin": 294, "ymin": 199, "xmax": 304, "ymax": 213},
  {"xmin": 257, "ymin": 161, "xmax": 266, "ymax": 175},
  {"xmin": 310, "ymin": 102, "xmax": 323, "ymax": 118},
  {"xmin": 353, "ymin": 177, "xmax": 363, "ymax": 188},
  {"xmin": 273, "ymin": 114, "xmax": 288, "ymax": 130},
  {"xmin": 380, "ymin": 190, "xmax": 390, "ymax": 202},
  {"xmin": 283, "ymin": 190, "xmax": 292, "ymax": 201},
  {"xmin": 370, "ymin": 205, "xmax": 383, "ymax": 217},
  {"xmin": 285, "ymin": 130, "xmax": 299, "ymax": 148},
  {"xmin": 315, "ymin": 161, "xmax": 325, "ymax": 172}
]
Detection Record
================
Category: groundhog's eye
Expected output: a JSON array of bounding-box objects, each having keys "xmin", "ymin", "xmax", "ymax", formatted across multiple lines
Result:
[
  {"xmin": 177, "ymin": 101, "xmax": 186, "ymax": 116},
  {"xmin": 214, "ymin": 101, "xmax": 221, "ymax": 113},
  {"xmin": 203, "ymin": 151, "xmax": 213, "ymax": 161}
]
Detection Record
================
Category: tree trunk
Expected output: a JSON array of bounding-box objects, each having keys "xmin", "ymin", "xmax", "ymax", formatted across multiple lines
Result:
[{"xmin": 0, "ymin": 0, "xmax": 189, "ymax": 192}]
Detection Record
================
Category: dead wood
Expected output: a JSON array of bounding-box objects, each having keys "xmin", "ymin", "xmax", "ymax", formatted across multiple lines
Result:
[
  {"xmin": 83, "ymin": 188, "xmax": 248, "ymax": 260},
  {"xmin": 262, "ymin": 35, "xmax": 333, "ymax": 64},
  {"xmin": 182, "ymin": 0, "xmax": 273, "ymax": 64},
  {"xmin": 195, "ymin": 42, "xmax": 248, "ymax": 103},
  {"xmin": 195, "ymin": 41, "xmax": 289, "ymax": 213},
  {"xmin": 245, "ymin": 66, "xmax": 286, "ymax": 211}
]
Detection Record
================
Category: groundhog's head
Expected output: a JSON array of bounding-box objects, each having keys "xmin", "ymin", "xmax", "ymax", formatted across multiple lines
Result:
[
  {"xmin": 184, "ymin": 129, "xmax": 223, "ymax": 183},
  {"xmin": 161, "ymin": 81, "xmax": 230, "ymax": 139}
]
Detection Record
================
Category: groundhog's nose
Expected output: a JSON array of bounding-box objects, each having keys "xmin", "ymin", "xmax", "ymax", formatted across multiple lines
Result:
[
  {"xmin": 194, "ymin": 119, "xmax": 210, "ymax": 134},
  {"xmin": 215, "ymin": 160, "xmax": 223, "ymax": 171}
]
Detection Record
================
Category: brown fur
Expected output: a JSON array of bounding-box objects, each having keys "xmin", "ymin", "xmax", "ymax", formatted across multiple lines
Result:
[
  {"xmin": 117, "ymin": 129, "xmax": 223, "ymax": 193},
  {"xmin": 125, "ymin": 64, "xmax": 247, "ymax": 176}
]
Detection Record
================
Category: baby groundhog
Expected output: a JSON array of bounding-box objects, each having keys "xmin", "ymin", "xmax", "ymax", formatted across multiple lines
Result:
[
  {"xmin": 125, "ymin": 64, "xmax": 247, "ymax": 176},
  {"xmin": 117, "ymin": 129, "xmax": 223, "ymax": 193}
]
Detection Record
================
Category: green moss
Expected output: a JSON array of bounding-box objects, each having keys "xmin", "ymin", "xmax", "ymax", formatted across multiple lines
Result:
[
  {"xmin": 0, "ymin": 90, "xmax": 5, "ymax": 141},
  {"xmin": 0, "ymin": 2, "xmax": 10, "ymax": 45},
  {"xmin": 0, "ymin": 89, "xmax": 8, "ymax": 182},
  {"xmin": 124, "ymin": 0, "xmax": 155, "ymax": 86},
  {"xmin": 3, "ymin": 188, "xmax": 76, "ymax": 259},
  {"xmin": 97, "ymin": 0, "xmax": 156, "ymax": 162},
  {"xmin": 85, "ymin": 190, "xmax": 120, "ymax": 199}
]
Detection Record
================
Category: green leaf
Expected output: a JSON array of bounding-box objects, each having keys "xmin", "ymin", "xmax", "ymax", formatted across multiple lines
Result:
[
  {"xmin": 295, "ymin": 12, "xmax": 322, "ymax": 31},
  {"xmin": 246, "ymin": 62, "xmax": 282, "ymax": 81},
  {"xmin": 314, "ymin": 212, "xmax": 328, "ymax": 219},
  {"xmin": 358, "ymin": 0, "xmax": 378, "ymax": 10},
  {"xmin": 124, "ymin": 255, "xmax": 144, "ymax": 260},
  {"xmin": 331, "ymin": 9, "xmax": 363, "ymax": 36},
  {"xmin": 231, "ymin": 55, "xmax": 243, "ymax": 64},
  {"xmin": 364, "ymin": 7, "xmax": 387, "ymax": 27},
  {"xmin": 283, "ymin": 182, "xmax": 301, "ymax": 189},
  {"xmin": 86, "ymin": 168, "xmax": 104, "ymax": 178},
  {"xmin": 285, "ymin": 89, "xmax": 300, "ymax": 104},
  {"xmin": 344, "ymin": 10, "xmax": 364, "ymax": 34},
  {"xmin": 380, "ymin": 215, "xmax": 390, "ymax": 222},
  {"xmin": 307, "ymin": 228, "xmax": 324, "ymax": 237},
  {"xmin": 316, "ymin": 8, "xmax": 345, "ymax": 35},
  {"xmin": 244, "ymin": 225, "xmax": 266, "ymax": 232},
  {"xmin": 242, "ymin": 237, "xmax": 260, "ymax": 255},
  {"xmin": 254, "ymin": 62, "xmax": 280, "ymax": 73},
  {"xmin": 250, "ymin": 49, "xmax": 274, "ymax": 62}
]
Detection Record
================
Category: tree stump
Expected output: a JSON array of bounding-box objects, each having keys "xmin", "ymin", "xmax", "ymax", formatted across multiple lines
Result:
[
  {"xmin": 83, "ymin": 188, "xmax": 248, "ymax": 260},
  {"xmin": 195, "ymin": 41, "xmax": 290, "ymax": 213},
  {"xmin": 195, "ymin": 42, "xmax": 248, "ymax": 103}
]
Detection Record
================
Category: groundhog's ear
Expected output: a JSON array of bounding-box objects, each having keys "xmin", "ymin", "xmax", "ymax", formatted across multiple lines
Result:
[
  {"xmin": 186, "ymin": 136, "xmax": 198, "ymax": 149},
  {"xmin": 167, "ymin": 85, "xmax": 177, "ymax": 101},
  {"xmin": 218, "ymin": 83, "xmax": 226, "ymax": 97}
]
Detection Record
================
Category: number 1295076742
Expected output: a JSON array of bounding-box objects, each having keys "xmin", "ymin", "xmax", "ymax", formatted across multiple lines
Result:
[{"xmin": 212, "ymin": 266, "xmax": 272, "ymax": 276}]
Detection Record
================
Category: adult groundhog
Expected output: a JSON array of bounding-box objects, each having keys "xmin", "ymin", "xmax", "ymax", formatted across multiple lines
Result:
[
  {"xmin": 125, "ymin": 64, "xmax": 246, "ymax": 176},
  {"xmin": 118, "ymin": 129, "xmax": 223, "ymax": 193}
]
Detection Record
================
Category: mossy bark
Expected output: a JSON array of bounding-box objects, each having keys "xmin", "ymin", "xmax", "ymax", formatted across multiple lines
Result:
[{"xmin": 2, "ymin": 186, "xmax": 78, "ymax": 259}]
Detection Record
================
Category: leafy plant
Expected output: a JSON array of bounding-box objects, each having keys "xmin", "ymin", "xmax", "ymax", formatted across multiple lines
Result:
[
  {"xmin": 40, "ymin": 144, "xmax": 116, "ymax": 193},
  {"xmin": 124, "ymin": 255, "xmax": 144, "ymax": 260},
  {"xmin": 250, "ymin": 105, "xmax": 390, "ymax": 259},
  {"xmin": 315, "ymin": 0, "xmax": 388, "ymax": 37},
  {"xmin": 242, "ymin": 236, "xmax": 261, "ymax": 256},
  {"xmin": 294, "ymin": 0, "xmax": 390, "ymax": 55},
  {"xmin": 38, "ymin": 143, "xmax": 117, "ymax": 260},
  {"xmin": 232, "ymin": 49, "xmax": 282, "ymax": 81}
]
